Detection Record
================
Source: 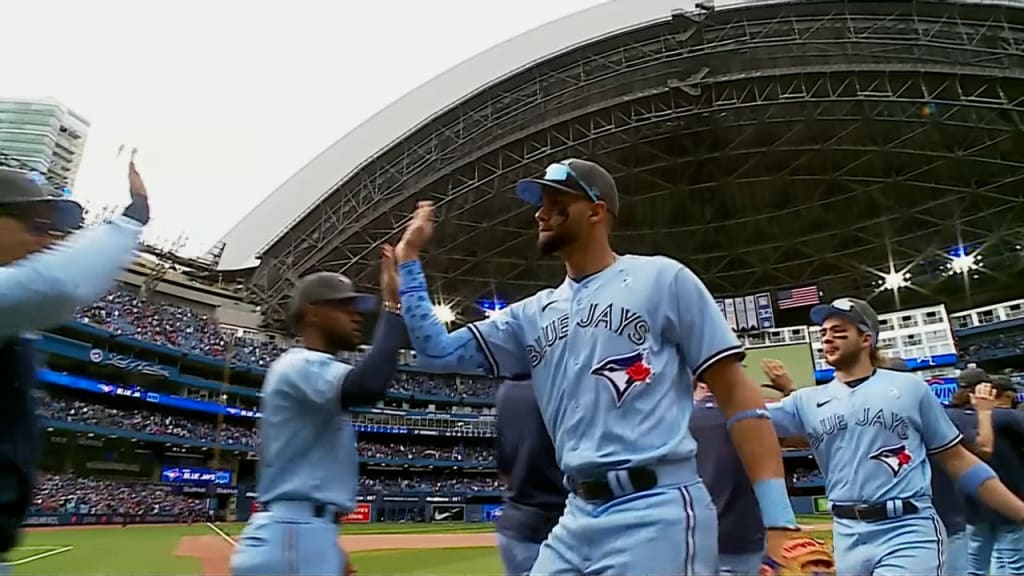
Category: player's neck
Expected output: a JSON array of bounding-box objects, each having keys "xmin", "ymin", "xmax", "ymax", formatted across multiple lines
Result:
[
  {"xmin": 834, "ymin": 357, "xmax": 875, "ymax": 384},
  {"xmin": 300, "ymin": 331, "xmax": 338, "ymax": 356},
  {"xmin": 562, "ymin": 240, "xmax": 616, "ymax": 281}
]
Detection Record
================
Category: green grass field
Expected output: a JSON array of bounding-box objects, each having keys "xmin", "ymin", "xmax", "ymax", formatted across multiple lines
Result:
[{"xmin": 6, "ymin": 516, "xmax": 834, "ymax": 575}]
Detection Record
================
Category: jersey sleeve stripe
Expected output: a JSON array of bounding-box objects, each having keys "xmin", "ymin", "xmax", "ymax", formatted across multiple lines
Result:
[
  {"xmin": 693, "ymin": 345, "xmax": 746, "ymax": 381},
  {"xmin": 466, "ymin": 322, "xmax": 499, "ymax": 378},
  {"xmin": 926, "ymin": 432, "xmax": 963, "ymax": 455}
]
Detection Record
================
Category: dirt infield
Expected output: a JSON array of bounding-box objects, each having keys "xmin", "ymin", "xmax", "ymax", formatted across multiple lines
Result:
[{"xmin": 175, "ymin": 532, "xmax": 497, "ymax": 576}]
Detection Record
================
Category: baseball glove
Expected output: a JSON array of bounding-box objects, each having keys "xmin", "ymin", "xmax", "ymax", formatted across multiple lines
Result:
[{"xmin": 761, "ymin": 536, "xmax": 836, "ymax": 576}]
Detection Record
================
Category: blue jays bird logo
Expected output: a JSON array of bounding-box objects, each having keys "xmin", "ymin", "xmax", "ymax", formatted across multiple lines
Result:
[
  {"xmin": 869, "ymin": 444, "xmax": 913, "ymax": 477},
  {"xmin": 591, "ymin": 350, "xmax": 654, "ymax": 406}
]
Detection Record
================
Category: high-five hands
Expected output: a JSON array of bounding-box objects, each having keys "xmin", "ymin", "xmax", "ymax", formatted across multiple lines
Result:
[
  {"xmin": 396, "ymin": 201, "xmax": 435, "ymax": 262},
  {"xmin": 760, "ymin": 358, "xmax": 795, "ymax": 396}
]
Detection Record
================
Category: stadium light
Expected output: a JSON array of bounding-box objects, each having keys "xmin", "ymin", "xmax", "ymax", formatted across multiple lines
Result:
[
  {"xmin": 433, "ymin": 303, "xmax": 456, "ymax": 325},
  {"xmin": 882, "ymin": 271, "xmax": 910, "ymax": 291},
  {"xmin": 948, "ymin": 249, "xmax": 980, "ymax": 275}
]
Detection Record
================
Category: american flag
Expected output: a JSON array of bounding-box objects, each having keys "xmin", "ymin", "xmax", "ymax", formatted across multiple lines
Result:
[{"xmin": 776, "ymin": 285, "xmax": 821, "ymax": 309}]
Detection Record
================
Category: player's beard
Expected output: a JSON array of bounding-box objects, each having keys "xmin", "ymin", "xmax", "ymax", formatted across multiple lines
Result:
[
  {"xmin": 537, "ymin": 208, "xmax": 577, "ymax": 255},
  {"xmin": 826, "ymin": 346, "xmax": 861, "ymax": 371}
]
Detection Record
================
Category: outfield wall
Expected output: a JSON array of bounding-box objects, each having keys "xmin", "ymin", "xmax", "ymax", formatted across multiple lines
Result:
[{"xmin": 23, "ymin": 512, "xmax": 191, "ymax": 527}]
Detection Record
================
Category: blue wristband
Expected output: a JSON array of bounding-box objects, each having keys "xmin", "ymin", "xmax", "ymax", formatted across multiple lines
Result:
[
  {"xmin": 958, "ymin": 463, "xmax": 997, "ymax": 497},
  {"xmin": 725, "ymin": 408, "xmax": 770, "ymax": 431},
  {"xmin": 753, "ymin": 478, "xmax": 798, "ymax": 529}
]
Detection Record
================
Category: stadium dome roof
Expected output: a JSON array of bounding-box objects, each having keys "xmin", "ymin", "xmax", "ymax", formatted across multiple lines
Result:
[
  {"xmin": 217, "ymin": 0, "xmax": 700, "ymax": 271},
  {"xmin": 232, "ymin": 0, "xmax": 1024, "ymax": 327}
]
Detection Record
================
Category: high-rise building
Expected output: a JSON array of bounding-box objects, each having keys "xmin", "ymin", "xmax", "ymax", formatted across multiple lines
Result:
[{"xmin": 0, "ymin": 97, "xmax": 90, "ymax": 191}]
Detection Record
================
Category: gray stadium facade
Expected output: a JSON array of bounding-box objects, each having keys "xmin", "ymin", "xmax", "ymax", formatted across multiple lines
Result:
[{"xmin": 216, "ymin": 0, "xmax": 1024, "ymax": 327}]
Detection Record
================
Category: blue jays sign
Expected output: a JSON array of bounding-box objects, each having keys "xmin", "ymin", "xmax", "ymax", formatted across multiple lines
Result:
[{"xmin": 160, "ymin": 466, "xmax": 233, "ymax": 486}]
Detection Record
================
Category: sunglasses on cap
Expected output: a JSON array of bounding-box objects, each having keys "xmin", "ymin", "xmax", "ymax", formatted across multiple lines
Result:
[
  {"xmin": 542, "ymin": 163, "xmax": 600, "ymax": 202},
  {"xmin": 516, "ymin": 162, "xmax": 603, "ymax": 207}
]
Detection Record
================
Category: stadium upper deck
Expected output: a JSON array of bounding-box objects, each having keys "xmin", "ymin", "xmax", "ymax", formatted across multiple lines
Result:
[{"xmin": 219, "ymin": 0, "xmax": 1024, "ymax": 328}]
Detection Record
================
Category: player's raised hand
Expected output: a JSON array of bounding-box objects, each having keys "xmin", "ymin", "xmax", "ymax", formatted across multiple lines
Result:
[
  {"xmin": 379, "ymin": 243, "xmax": 399, "ymax": 306},
  {"xmin": 760, "ymin": 359, "xmax": 795, "ymax": 396},
  {"xmin": 970, "ymin": 382, "xmax": 998, "ymax": 412},
  {"xmin": 122, "ymin": 159, "xmax": 151, "ymax": 225},
  {"xmin": 128, "ymin": 160, "xmax": 147, "ymax": 200},
  {"xmin": 396, "ymin": 201, "xmax": 435, "ymax": 262}
]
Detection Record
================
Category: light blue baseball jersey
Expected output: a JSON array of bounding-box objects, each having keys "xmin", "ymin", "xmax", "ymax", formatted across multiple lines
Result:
[
  {"xmin": 766, "ymin": 369, "xmax": 962, "ymax": 504},
  {"xmin": 400, "ymin": 255, "xmax": 744, "ymax": 476},
  {"xmin": 256, "ymin": 348, "xmax": 359, "ymax": 512}
]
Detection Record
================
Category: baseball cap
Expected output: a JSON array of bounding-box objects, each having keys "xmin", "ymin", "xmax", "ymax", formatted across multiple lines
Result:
[
  {"xmin": 515, "ymin": 159, "xmax": 619, "ymax": 216},
  {"xmin": 957, "ymin": 368, "xmax": 1017, "ymax": 392},
  {"xmin": 810, "ymin": 297, "xmax": 881, "ymax": 346},
  {"xmin": 288, "ymin": 272, "xmax": 376, "ymax": 327},
  {"xmin": 0, "ymin": 168, "xmax": 83, "ymax": 235}
]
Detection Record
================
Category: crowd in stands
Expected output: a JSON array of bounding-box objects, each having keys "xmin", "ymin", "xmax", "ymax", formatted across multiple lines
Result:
[
  {"xmin": 37, "ymin": 396, "xmax": 499, "ymax": 464},
  {"xmin": 75, "ymin": 288, "xmax": 286, "ymax": 368},
  {"xmin": 358, "ymin": 442, "xmax": 494, "ymax": 464},
  {"xmin": 30, "ymin": 473, "xmax": 207, "ymax": 517},
  {"xmin": 37, "ymin": 396, "xmax": 260, "ymax": 448},
  {"xmin": 958, "ymin": 330, "xmax": 1024, "ymax": 364},
  {"xmin": 359, "ymin": 474, "xmax": 503, "ymax": 494},
  {"xmin": 73, "ymin": 286, "xmax": 500, "ymax": 399}
]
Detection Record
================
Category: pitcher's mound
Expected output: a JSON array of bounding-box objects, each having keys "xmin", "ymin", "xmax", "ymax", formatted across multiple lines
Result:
[{"xmin": 175, "ymin": 535, "xmax": 233, "ymax": 576}]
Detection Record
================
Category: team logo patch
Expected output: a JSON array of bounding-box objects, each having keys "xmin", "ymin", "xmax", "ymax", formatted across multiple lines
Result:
[
  {"xmin": 591, "ymin": 350, "xmax": 653, "ymax": 406},
  {"xmin": 868, "ymin": 443, "xmax": 913, "ymax": 476}
]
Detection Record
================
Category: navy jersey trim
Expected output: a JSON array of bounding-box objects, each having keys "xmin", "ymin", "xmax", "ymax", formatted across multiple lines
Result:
[
  {"xmin": 926, "ymin": 432, "xmax": 963, "ymax": 455},
  {"xmin": 678, "ymin": 486, "xmax": 696, "ymax": 576},
  {"xmin": 929, "ymin": 512, "xmax": 944, "ymax": 576},
  {"xmin": 466, "ymin": 322, "xmax": 499, "ymax": 378},
  {"xmin": 693, "ymin": 345, "xmax": 746, "ymax": 382}
]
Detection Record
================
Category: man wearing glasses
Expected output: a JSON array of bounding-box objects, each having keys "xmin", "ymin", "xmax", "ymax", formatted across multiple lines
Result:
[
  {"xmin": 0, "ymin": 164, "xmax": 149, "ymax": 573},
  {"xmin": 766, "ymin": 297, "xmax": 1024, "ymax": 575},
  {"xmin": 391, "ymin": 159, "xmax": 811, "ymax": 575}
]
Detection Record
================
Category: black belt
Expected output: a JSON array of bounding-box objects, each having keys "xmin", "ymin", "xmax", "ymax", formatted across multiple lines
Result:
[
  {"xmin": 831, "ymin": 500, "xmax": 918, "ymax": 522},
  {"xmin": 568, "ymin": 467, "xmax": 658, "ymax": 502},
  {"xmin": 264, "ymin": 502, "xmax": 339, "ymax": 524}
]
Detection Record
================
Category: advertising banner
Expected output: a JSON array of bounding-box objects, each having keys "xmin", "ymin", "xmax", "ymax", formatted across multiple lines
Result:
[
  {"xmin": 22, "ymin": 513, "xmax": 184, "ymax": 527},
  {"xmin": 481, "ymin": 503, "xmax": 504, "ymax": 522},
  {"xmin": 342, "ymin": 503, "xmax": 372, "ymax": 524},
  {"xmin": 161, "ymin": 466, "xmax": 233, "ymax": 486},
  {"xmin": 430, "ymin": 504, "xmax": 465, "ymax": 523}
]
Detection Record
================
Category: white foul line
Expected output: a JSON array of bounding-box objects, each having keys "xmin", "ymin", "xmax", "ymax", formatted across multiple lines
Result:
[
  {"xmin": 207, "ymin": 522, "xmax": 237, "ymax": 546},
  {"xmin": 3, "ymin": 545, "xmax": 74, "ymax": 566}
]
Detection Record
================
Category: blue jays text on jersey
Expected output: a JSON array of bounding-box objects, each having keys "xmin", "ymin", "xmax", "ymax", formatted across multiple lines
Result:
[
  {"xmin": 527, "ymin": 302, "xmax": 650, "ymax": 368},
  {"xmin": 767, "ymin": 369, "xmax": 962, "ymax": 504},
  {"xmin": 398, "ymin": 254, "xmax": 745, "ymax": 476}
]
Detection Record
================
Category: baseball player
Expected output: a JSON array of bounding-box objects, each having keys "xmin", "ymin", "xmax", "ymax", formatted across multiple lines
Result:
[
  {"xmin": 951, "ymin": 371, "xmax": 1024, "ymax": 576},
  {"xmin": 690, "ymin": 380, "xmax": 767, "ymax": 576},
  {"xmin": 230, "ymin": 251, "xmax": 403, "ymax": 576},
  {"xmin": 392, "ymin": 159, "xmax": 815, "ymax": 576},
  {"xmin": 495, "ymin": 376, "xmax": 568, "ymax": 575},
  {"xmin": 0, "ymin": 163, "xmax": 149, "ymax": 573},
  {"xmin": 765, "ymin": 297, "xmax": 1024, "ymax": 575}
]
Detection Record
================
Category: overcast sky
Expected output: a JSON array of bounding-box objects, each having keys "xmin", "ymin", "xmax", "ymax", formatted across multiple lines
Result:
[{"xmin": 4, "ymin": 0, "xmax": 605, "ymax": 255}]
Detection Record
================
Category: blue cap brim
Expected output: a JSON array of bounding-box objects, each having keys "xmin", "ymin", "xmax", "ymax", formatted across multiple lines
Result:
[
  {"xmin": 810, "ymin": 304, "xmax": 871, "ymax": 335},
  {"xmin": 809, "ymin": 304, "xmax": 841, "ymax": 326},
  {"xmin": 515, "ymin": 179, "xmax": 584, "ymax": 206}
]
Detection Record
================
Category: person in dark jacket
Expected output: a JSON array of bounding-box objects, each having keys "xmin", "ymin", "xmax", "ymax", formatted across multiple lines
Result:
[
  {"xmin": 0, "ymin": 163, "xmax": 149, "ymax": 571},
  {"xmin": 495, "ymin": 378, "xmax": 568, "ymax": 576},
  {"xmin": 691, "ymin": 380, "xmax": 766, "ymax": 575}
]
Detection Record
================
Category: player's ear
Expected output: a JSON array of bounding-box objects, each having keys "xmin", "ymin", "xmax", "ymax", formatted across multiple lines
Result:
[{"xmin": 589, "ymin": 201, "xmax": 610, "ymax": 225}]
